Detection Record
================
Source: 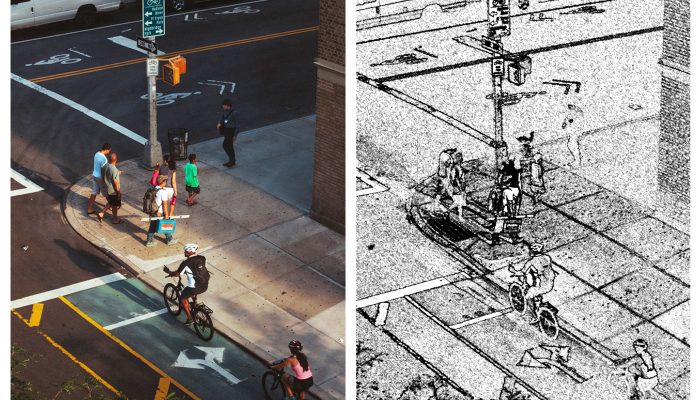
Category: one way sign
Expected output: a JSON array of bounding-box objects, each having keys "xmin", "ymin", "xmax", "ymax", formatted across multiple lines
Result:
[{"xmin": 137, "ymin": 37, "xmax": 158, "ymax": 54}]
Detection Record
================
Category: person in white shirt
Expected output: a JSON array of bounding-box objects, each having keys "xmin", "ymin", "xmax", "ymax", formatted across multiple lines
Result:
[
  {"xmin": 146, "ymin": 175, "xmax": 178, "ymax": 247},
  {"xmin": 87, "ymin": 143, "xmax": 111, "ymax": 214}
]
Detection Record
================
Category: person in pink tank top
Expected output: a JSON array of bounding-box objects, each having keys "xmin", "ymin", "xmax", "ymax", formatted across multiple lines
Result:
[{"xmin": 270, "ymin": 340, "xmax": 314, "ymax": 399}]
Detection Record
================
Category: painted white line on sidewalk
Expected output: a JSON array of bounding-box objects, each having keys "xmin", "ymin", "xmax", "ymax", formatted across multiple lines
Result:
[
  {"xmin": 356, "ymin": 274, "xmax": 466, "ymax": 309},
  {"xmin": 108, "ymin": 36, "xmax": 166, "ymax": 55},
  {"xmin": 356, "ymin": 169, "xmax": 389, "ymax": 196},
  {"xmin": 11, "ymin": 273, "xmax": 126, "ymax": 310},
  {"xmin": 104, "ymin": 308, "xmax": 168, "ymax": 330},
  {"xmin": 126, "ymin": 246, "xmax": 213, "ymax": 273},
  {"xmin": 10, "ymin": 169, "xmax": 44, "ymax": 197},
  {"xmin": 449, "ymin": 308, "xmax": 513, "ymax": 329},
  {"xmin": 11, "ymin": 73, "xmax": 147, "ymax": 145}
]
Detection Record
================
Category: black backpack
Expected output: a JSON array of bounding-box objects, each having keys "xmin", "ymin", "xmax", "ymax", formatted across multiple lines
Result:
[
  {"xmin": 142, "ymin": 187, "xmax": 162, "ymax": 215},
  {"xmin": 190, "ymin": 256, "xmax": 210, "ymax": 290}
]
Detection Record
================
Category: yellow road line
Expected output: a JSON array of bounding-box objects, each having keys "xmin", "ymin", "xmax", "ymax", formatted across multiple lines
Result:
[
  {"xmin": 59, "ymin": 296, "xmax": 201, "ymax": 400},
  {"xmin": 28, "ymin": 303, "xmax": 44, "ymax": 327},
  {"xmin": 30, "ymin": 26, "xmax": 319, "ymax": 83},
  {"xmin": 154, "ymin": 377, "xmax": 171, "ymax": 400},
  {"xmin": 12, "ymin": 310, "xmax": 122, "ymax": 396}
]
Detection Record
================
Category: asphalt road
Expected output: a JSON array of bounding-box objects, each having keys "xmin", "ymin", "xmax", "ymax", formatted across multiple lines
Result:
[{"xmin": 11, "ymin": 0, "xmax": 319, "ymax": 397}]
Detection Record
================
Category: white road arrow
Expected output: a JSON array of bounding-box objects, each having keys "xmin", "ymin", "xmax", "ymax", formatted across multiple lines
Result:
[
  {"xmin": 198, "ymin": 80, "xmax": 236, "ymax": 95},
  {"xmin": 173, "ymin": 347, "xmax": 244, "ymax": 385}
]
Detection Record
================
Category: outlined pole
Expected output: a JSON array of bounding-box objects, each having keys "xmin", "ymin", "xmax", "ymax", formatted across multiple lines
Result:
[{"xmin": 143, "ymin": 41, "xmax": 162, "ymax": 168}]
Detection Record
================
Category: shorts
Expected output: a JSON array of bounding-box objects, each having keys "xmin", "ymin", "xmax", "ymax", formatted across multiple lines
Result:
[
  {"xmin": 106, "ymin": 193, "xmax": 121, "ymax": 208},
  {"xmin": 181, "ymin": 286, "xmax": 205, "ymax": 300},
  {"xmin": 289, "ymin": 376, "xmax": 313, "ymax": 392},
  {"xmin": 186, "ymin": 185, "xmax": 201, "ymax": 194},
  {"xmin": 91, "ymin": 176, "xmax": 106, "ymax": 196}
]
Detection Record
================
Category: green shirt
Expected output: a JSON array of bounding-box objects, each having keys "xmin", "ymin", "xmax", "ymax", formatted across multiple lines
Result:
[{"xmin": 184, "ymin": 162, "xmax": 198, "ymax": 187}]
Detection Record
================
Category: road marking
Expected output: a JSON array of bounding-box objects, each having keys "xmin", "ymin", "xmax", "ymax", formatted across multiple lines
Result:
[
  {"xmin": 104, "ymin": 308, "xmax": 169, "ymax": 331},
  {"xmin": 11, "ymin": 73, "xmax": 147, "ymax": 145},
  {"xmin": 60, "ymin": 296, "xmax": 201, "ymax": 400},
  {"xmin": 173, "ymin": 347, "xmax": 244, "ymax": 385},
  {"xmin": 10, "ymin": 272, "xmax": 126, "ymax": 310},
  {"xmin": 10, "ymin": 169, "xmax": 44, "ymax": 197},
  {"xmin": 198, "ymin": 79, "xmax": 236, "ymax": 95},
  {"xmin": 108, "ymin": 36, "xmax": 166, "ymax": 55},
  {"xmin": 356, "ymin": 169, "xmax": 389, "ymax": 196},
  {"xmin": 30, "ymin": 25, "xmax": 319, "ymax": 83},
  {"xmin": 449, "ymin": 308, "xmax": 512, "ymax": 329},
  {"xmin": 154, "ymin": 377, "xmax": 171, "ymax": 400},
  {"xmin": 68, "ymin": 48, "xmax": 92, "ymax": 58},
  {"xmin": 12, "ymin": 310, "xmax": 123, "ymax": 396},
  {"xmin": 28, "ymin": 303, "xmax": 44, "ymax": 327},
  {"xmin": 356, "ymin": 273, "xmax": 467, "ymax": 309}
]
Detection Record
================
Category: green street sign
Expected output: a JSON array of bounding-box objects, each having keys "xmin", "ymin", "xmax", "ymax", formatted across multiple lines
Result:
[{"xmin": 143, "ymin": 0, "xmax": 165, "ymax": 37}]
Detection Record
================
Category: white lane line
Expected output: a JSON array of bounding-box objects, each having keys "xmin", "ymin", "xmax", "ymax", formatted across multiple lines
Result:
[
  {"xmin": 11, "ymin": 73, "xmax": 147, "ymax": 145},
  {"xmin": 356, "ymin": 169, "xmax": 389, "ymax": 196},
  {"xmin": 11, "ymin": 0, "xmax": 270, "ymax": 45},
  {"xmin": 356, "ymin": 273, "xmax": 467, "ymax": 309},
  {"xmin": 11, "ymin": 273, "xmax": 126, "ymax": 310},
  {"xmin": 10, "ymin": 169, "xmax": 44, "ymax": 197},
  {"xmin": 104, "ymin": 308, "xmax": 169, "ymax": 330},
  {"xmin": 449, "ymin": 308, "xmax": 513, "ymax": 329},
  {"xmin": 108, "ymin": 36, "xmax": 166, "ymax": 55}
]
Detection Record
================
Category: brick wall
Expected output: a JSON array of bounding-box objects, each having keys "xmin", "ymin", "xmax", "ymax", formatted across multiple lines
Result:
[
  {"xmin": 310, "ymin": 0, "xmax": 345, "ymax": 233},
  {"xmin": 658, "ymin": 0, "xmax": 690, "ymax": 213}
]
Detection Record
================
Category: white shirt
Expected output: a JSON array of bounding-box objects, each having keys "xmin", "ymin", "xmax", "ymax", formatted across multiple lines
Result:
[
  {"xmin": 93, "ymin": 152, "xmax": 108, "ymax": 178},
  {"xmin": 180, "ymin": 265, "xmax": 195, "ymax": 288},
  {"xmin": 155, "ymin": 186, "xmax": 170, "ymax": 214}
]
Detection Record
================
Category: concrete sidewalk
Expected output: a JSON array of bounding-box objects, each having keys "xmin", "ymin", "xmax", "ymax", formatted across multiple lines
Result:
[{"xmin": 64, "ymin": 116, "xmax": 345, "ymax": 399}]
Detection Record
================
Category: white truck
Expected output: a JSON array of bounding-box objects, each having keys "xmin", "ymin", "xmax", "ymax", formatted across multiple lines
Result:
[{"xmin": 11, "ymin": 0, "xmax": 121, "ymax": 30}]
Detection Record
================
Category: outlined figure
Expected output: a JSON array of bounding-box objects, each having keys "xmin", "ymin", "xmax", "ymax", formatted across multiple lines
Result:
[
  {"xmin": 561, "ymin": 103, "xmax": 584, "ymax": 165},
  {"xmin": 611, "ymin": 339, "xmax": 659, "ymax": 400}
]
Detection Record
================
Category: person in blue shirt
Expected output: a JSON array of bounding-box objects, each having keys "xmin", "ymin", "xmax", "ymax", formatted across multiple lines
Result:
[{"xmin": 87, "ymin": 143, "xmax": 111, "ymax": 215}]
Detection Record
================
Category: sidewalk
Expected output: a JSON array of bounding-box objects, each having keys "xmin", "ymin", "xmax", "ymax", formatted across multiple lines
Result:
[
  {"xmin": 64, "ymin": 116, "xmax": 346, "ymax": 399},
  {"xmin": 441, "ymin": 157, "xmax": 689, "ymax": 399}
]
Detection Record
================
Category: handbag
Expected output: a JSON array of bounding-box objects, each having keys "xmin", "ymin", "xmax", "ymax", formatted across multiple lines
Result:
[{"xmin": 150, "ymin": 168, "xmax": 159, "ymax": 186}]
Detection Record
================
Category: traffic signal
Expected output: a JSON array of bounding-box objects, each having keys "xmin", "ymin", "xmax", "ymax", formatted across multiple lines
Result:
[
  {"xmin": 507, "ymin": 55, "xmax": 532, "ymax": 85},
  {"xmin": 162, "ymin": 63, "xmax": 180, "ymax": 86}
]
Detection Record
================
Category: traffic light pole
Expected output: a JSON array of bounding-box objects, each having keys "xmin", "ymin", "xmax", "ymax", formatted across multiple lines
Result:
[
  {"xmin": 143, "ymin": 42, "xmax": 162, "ymax": 168},
  {"xmin": 492, "ymin": 55, "xmax": 508, "ymax": 180}
]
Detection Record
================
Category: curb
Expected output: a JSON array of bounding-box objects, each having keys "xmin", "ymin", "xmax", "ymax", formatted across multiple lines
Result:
[{"xmin": 63, "ymin": 174, "xmax": 331, "ymax": 400}]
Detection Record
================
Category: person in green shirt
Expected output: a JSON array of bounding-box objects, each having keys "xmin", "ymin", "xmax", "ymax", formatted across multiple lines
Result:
[{"xmin": 184, "ymin": 153, "xmax": 200, "ymax": 206}]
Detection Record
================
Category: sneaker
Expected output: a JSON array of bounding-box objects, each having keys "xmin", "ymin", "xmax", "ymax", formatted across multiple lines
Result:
[
  {"xmin": 166, "ymin": 238, "xmax": 179, "ymax": 245},
  {"xmin": 145, "ymin": 241, "xmax": 156, "ymax": 247},
  {"xmin": 184, "ymin": 319, "xmax": 193, "ymax": 326}
]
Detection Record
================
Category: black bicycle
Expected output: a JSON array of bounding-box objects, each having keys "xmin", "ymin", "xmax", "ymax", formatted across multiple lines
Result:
[
  {"xmin": 262, "ymin": 360, "xmax": 307, "ymax": 400},
  {"xmin": 509, "ymin": 269, "xmax": 560, "ymax": 339},
  {"xmin": 163, "ymin": 266, "xmax": 214, "ymax": 341}
]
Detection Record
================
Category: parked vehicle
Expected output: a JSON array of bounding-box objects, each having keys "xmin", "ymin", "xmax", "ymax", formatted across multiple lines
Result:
[{"xmin": 11, "ymin": 0, "xmax": 121, "ymax": 30}]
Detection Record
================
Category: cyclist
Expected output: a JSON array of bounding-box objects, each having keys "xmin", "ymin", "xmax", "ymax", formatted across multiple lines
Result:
[
  {"xmin": 613, "ymin": 339, "xmax": 659, "ymax": 399},
  {"xmin": 269, "ymin": 340, "xmax": 314, "ymax": 400},
  {"xmin": 166, "ymin": 243, "xmax": 207, "ymax": 326},
  {"xmin": 508, "ymin": 242, "xmax": 557, "ymax": 323}
]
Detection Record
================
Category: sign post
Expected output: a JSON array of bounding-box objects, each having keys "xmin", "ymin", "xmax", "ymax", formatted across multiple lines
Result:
[
  {"xmin": 142, "ymin": 0, "xmax": 166, "ymax": 168},
  {"xmin": 487, "ymin": 0, "xmax": 511, "ymax": 175}
]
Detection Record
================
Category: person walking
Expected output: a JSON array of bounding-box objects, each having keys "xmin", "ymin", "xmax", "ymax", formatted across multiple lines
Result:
[
  {"xmin": 146, "ymin": 175, "xmax": 178, "ymax": 247},
  {"xmin": 97, "ymin": 152, "xmax": 123, "ymax": 224},
  {"xmin": 166, "ymin": 158, "xmax": 178, "ymax": 216},
  {"xmin": 217, "ymin": 98, "xmax": 239, "ymax": 167},
  {"xmin": 87, "ymin": 143, "xmax": 111, "ymax": 214},
  {"xmin": 184, "ymin": 153, "xmax": 200, "ymax": 206}
]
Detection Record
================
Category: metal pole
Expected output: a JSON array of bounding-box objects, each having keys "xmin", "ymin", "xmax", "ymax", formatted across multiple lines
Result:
[
  {"xmin": 493, "ymin": 68, "xmax": 508, "ymax": 173},
  {"xmin": 143, "ymin": 40, "xmax": 162, "ymax": 168}
]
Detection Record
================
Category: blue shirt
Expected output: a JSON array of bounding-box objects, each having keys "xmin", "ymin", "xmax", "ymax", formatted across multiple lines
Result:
[{"xmin": 93, "ymin": 152, "xmax": 108, "ymax": 178}]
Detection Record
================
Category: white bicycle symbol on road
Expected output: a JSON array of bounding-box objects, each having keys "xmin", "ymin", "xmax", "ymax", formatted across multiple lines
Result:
[
  {"xmin": 27, "ymin": 54, "xmax": 81, "ymax": 66},
  {"xmin": 215, "ymin": 5, "xmax": 260, "ymax": 15},
  {"xmin": 141, "ymin": 92, "xmax": 202, "ymax": 106}
]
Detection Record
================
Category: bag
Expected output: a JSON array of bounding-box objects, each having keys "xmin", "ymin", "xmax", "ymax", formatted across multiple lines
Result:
[
  {"xmin": 156, "ymin": 219, "xmax": 176, "ymax": 234},
  {"xmin": 142, "ymin": 187, "xmax": 162, "ymax": 215},
  {"xmin": 150, "ymin": 169, "xmax": 159, "ymax": 186},
  {"xmin": 191, "ymin": 256, "xmax": 210, "ymax": 289}
]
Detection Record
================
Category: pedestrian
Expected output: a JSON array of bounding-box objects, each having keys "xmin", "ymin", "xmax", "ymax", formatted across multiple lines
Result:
[
  {"xmin": 184, "ymin": 153, "xmax": 200, "ymax": 206},
  {"xmin": 97, "ymin": 152, "xmax": 123, "ymax": 224},
  {"xmin": 447, "ymin": 152, "xmax": 467, "ymax": 221},
  {"xmin": 217, "ymin": 98, "xmax": 239, "ymax": 167},
  {"xmin": 87, "ymin": 143, "xmax": 111, "ymax": 214},
  {"xmin": 527, "ymin": 153, "xmax": 546, "ymax": 203},
  {"xmin": 166, "ymin": 158, "xmax": 178, "ymax": 216},
  {"xmin": 146, "ymin": 175, "xmax": 178, "ymax": 247}
]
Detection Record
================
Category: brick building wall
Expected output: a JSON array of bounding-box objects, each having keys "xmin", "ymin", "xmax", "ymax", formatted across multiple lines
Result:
[
  {"xmin": 658, "ymin": 0, "xmax": 690, "ymax": 214},
  {"xmin": 310, "ymin": 0, "xmax": 345, "ymax": 233}
]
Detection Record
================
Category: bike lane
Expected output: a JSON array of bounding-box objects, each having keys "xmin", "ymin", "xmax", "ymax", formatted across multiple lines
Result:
[{"xmin": 62, "ymin": 277, "xmax": 269, "ymax": 399}]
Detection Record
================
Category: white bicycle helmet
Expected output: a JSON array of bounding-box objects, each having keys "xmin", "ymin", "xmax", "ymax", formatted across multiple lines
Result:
[{"xmin": 183, "ymin": 243, "xmax": 198, "ymax": 253}]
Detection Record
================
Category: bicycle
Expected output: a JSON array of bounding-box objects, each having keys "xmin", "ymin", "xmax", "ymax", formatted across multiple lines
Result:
[
  {"xmin": 162, "ymin": 266, "xmax": 214, "ymax": 341},
  {"xmin": 262, "ymin": 360, "xmax": 307, "ymax": 400},
  {"xmin": 508, "ymin": 269, "xmax": 559, "ymax": 339}
]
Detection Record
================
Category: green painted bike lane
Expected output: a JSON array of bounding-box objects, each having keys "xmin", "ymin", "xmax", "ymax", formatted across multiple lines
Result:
[{"xmin": 65, "ymin": 278, "xmax": 268, "ymax": 399}]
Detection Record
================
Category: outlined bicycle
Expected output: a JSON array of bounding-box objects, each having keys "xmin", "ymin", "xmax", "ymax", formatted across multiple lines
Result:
[
  {"xmin": 163, "ymin": 266, "xmax": 214, "ymax": 341},
  {"xmin": 509, "ymin": 269, "xmax": 560, "ymax": 339},
  {"xmin": 262, "ymin": 360, "xmax": 308, "ymax": 400}
]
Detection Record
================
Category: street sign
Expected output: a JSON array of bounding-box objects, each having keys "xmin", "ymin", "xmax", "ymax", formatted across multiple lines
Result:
[
  {"xmin": 137, "ymin": 37, "xmax": 158, "ymax": 54},
  {"xmin": 147, "ymin": 58, "xmax": 159, "ymax": 76},
  {"xmin": 492, "ymin": 58, "xmax": 505, "ymax": 76},
  {"xmin": 488, "ymin": 0, "xmax": 511, "ymax": 38},
  {"xmin": 481, "ymin": 36, "xmax": 503, "ymax": 53},
  {"xmin": 143, "ymin": 0, "xmax": 165, "ymax": 37}
]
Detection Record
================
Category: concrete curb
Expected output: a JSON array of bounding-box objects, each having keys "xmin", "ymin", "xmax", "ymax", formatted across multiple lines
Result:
[{"xmin": 63, "ymin": 174, "xmax": 331, "ymax": 400}]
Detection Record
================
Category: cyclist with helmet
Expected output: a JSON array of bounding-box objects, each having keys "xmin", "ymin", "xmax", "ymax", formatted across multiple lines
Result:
[
  {"xmin": 270, "ymin": 340, "xmax": 314, "ymax": 400},
  {"xmin": 508, "ymin": 242, "xmax": 557, "ymax": 323},
  {"xmin": 166, "ymin": 243, "xmax": 207, "ymax": 326},
  {"xmin": 613, "ymin": 339, "xmax": 659, "ymax": 399}
]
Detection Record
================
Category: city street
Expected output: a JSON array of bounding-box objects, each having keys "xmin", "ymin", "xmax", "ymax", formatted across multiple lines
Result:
[{"xmin": 11, "ymin": 0, "xmax": 320, "ymax": 397}]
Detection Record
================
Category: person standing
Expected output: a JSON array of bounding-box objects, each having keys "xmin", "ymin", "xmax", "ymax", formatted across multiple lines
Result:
[
  {"xmin": 97, "ymin": 152, "xmax": 123, "ymax": 224},
  {"xmin": 217, "ymin": 98, "xmax": 239, "ymax": 167},
  {"xmin": 166, "ymin": 158, "xmax": 178, "ymax": 216},
  {"xmin": 146, "ymin": 175, "xmax": 178, "ymax": 247},
  {"xmin": 528, "ymin": 153, "xmax": 546, "ymax": 203},
  {"xmin": 184, "ymin": 154, "xmax": 200, "ymax": 206},
  {"xmin": 87, "ymin": 143, "xmax": 111, "ymax": 214}
]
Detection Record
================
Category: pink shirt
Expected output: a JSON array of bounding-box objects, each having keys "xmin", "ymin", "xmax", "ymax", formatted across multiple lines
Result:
[{"xmin": 291, "ymin": 356, "xmax": 313, "ymax": 379}]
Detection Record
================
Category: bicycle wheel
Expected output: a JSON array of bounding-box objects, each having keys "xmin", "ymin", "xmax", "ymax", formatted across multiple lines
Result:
[
  {"xmin": 538, "ymin": 307, "xmax": 560, "ymax": 339},
  {"xmin": 509, "ymin": 283, "xmax": 528, "ymax": 315},
  {"xmin": 163, "ymin": 284, "xmax": 181, "ymax": 316},
  {"xmin": 261, "ymin": 371, "xmax": 285, "ymax": 400},
  {"xmin": 193, "ymin": 308, "xmax": 214, "ymax": 341}
]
